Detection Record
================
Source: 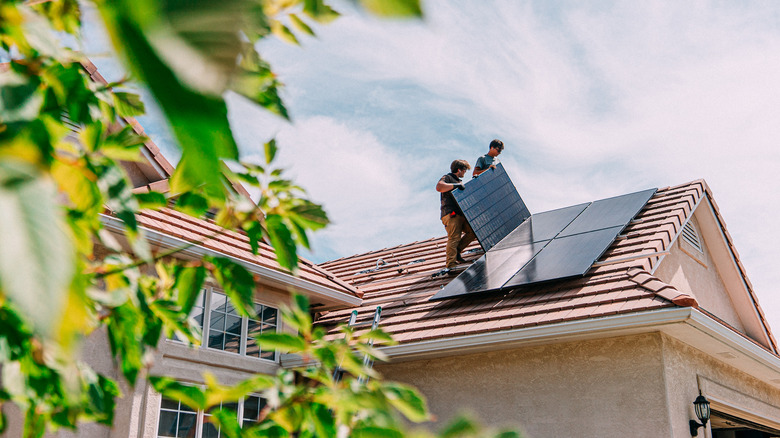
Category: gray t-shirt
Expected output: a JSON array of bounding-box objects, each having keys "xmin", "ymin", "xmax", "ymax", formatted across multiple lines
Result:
[{"xmin": 475, "ymin": 154, "xmax": 498, "ymax": 170}]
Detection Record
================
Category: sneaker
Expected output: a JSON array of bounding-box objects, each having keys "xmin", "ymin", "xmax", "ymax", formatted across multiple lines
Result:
[{"xmin": 456, "ymin": 254, "xmax": 467, "ymax": 263}]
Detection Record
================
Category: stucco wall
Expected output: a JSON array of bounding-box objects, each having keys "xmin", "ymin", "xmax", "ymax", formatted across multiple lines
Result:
[
  {"xmin": 660, "ymin": 334, "xmax": 780, "ymax": 436},
  {"xmin": 376, "ymin": 333, "xmax": 673, "ymax": 438},
  {"xmin": 654, "ymin": 217, "xmax": 745, "ymax": 333}
]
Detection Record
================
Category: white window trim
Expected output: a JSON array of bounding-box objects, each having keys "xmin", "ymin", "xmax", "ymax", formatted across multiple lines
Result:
[{"xmin": 157, "ymin": 388, "xmax": 265, "ymax": 438}]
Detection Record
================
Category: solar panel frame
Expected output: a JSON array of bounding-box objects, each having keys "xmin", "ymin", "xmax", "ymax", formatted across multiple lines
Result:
[{"xmin": 453, "ymin": 163, "xmax": 531, "ymax": 252}]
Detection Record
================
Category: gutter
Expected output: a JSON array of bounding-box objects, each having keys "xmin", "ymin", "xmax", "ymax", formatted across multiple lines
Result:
[
  {"xmin": 373, "ymin": 308, "xmax": 780, "ymax": 374},
  {"xmin": 377, "ymin": 307, "xmax": 694, "ymax": 362},
  {"xmin": 100, "ymin": 214, "xmax": 363, "ymax": 307}
]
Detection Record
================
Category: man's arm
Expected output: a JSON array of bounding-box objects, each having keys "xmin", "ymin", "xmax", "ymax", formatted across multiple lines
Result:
[
  {"xmin": 436, "ymin": 179, "xmax": 464, "ymax": 192},
  {"xmin": 473, "ymin": 167, "xmax": 485, "ymax": 177}
]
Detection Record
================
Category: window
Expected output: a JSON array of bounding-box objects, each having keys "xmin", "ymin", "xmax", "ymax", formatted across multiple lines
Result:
[
  {"xmin": 174, "ymin": 287, "xmax": 279, "ymax": 362},
  {"xmin": 157, "ymin": 394, "xmax": 265, "ymax": 438}
]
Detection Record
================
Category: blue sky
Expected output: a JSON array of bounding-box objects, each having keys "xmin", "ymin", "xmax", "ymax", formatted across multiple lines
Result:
[{"xmin": 83, "ymin": 1, "xmax": 780, "ymax": 333}]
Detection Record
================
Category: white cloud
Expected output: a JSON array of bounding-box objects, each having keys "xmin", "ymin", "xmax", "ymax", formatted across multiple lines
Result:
[{"xmin": 233, "ymin": 110, "xmax": 442, "ymax": 260}]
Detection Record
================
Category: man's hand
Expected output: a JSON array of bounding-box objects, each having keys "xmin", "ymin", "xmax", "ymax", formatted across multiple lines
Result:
[{"xmin": 453, "ymin": 183, "xmax": 465, "ymax": 191}]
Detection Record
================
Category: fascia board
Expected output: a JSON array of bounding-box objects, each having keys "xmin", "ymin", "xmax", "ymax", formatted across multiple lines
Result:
[
  {"xmin": 377, "ymin": 307, "xmax": 694, "ymax": 362},
  {"xmin": 100, "ymin": 214, "xmax": 362, "ymax": 307},
  {"xmin": 686, "ymin": 309, "xmax": 780, "ymax": 376}
]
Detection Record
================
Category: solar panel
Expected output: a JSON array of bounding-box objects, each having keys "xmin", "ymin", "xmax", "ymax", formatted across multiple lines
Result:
[
  {"xmin": 453, "ymin": 164, "xmax": 530, "ymax": 251},
  {"xmin": 503, "ymin": 226, "xmax": 623, "ymax": 287},
  {"xmin": 432, "ymin": 241, "xmax": 550, "ymax": 301},
  {"xmin": 558, "ymin": 188, "xmax": 657, "ymax": 237},
  {"xmin": 430, "ymin": 186, "xmax": 657, "ymax": 301},
  {"xmin": 491, "ymin": 203, "xmax": 589, "ymax": 250}
]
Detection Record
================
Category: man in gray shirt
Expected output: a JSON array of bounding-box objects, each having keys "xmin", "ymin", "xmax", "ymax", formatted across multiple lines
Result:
[{"xmin": 473, "ymin": 139, "xmax": 504, "ymax": 177}]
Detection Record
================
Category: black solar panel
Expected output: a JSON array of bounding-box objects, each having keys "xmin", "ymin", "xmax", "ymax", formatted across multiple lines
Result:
[
  {"xmin": 558, "ymin": 189, "xmax": 657, "ymax": 237},
  {"xmin": 453, "ymin": 164, "xmax": 530, "ymax": 251},
  {"xmin": 503, "ymin": 226, "xmax": 623, "ymax": 288},
  {"xmin": 430, "ymin": 185, "xmax": 657, "ymax": 301},
  {"xmin": 432, "ymin": 241, "xmax": 550, "ymax": 301}
]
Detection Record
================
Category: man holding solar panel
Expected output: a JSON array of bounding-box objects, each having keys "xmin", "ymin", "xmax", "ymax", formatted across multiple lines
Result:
[
  {"xmin": 473, "ymin": 139, "xmax": 504, "ymax": 177},
  {"xmin": 436, "ymin": 159, "xmax": 476, "ymax": 269}
]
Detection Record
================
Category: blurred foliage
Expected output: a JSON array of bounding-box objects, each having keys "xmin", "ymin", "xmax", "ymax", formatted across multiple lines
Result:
[
  {"xmin": 0, "ymin": 0, "xmax": 520, "ymax": 436},
  {"xmin": 151, "ymin": 294, "xmax": 521, "ymax": 438}
]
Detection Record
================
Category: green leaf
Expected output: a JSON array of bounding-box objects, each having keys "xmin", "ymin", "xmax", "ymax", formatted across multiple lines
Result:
[
  {"xmin": 352, "ymin": 426, "xmax": 404, "ymax": 438},
  {"xmin": 439, "ymin": 415, "xmax": 479, "ymax": 438},
  {"xmin": 96, "ymin": 5, "xmax": 239, "ymax": 198},
  {"xmin": 112, "ymin": 91, "xmax": 145, "ymax": 117},
  {"xmin": 266, "ymin": 214, "xmax": 297, "ymax": 271},
  {"xmin": 310, "ymin": 403, "xmax": 335, "ymax": 438},
  {"xmin": 231, "ymin": 50, "xmax": 289, "ymax": 120},
  {"xmin": 106, "ymin": 302, "xmax": 145, "ymax": 383},
  {"xmin": 0, "ymin": 69, "xmax": 43, "ymax": 123},
  {"xmin": 288, "ymin": 203, "xmax": 329, "ymax": 231},
  {"xmin": 264, "ymin": 139, "xmax": 277, "ymax": 165},
  {"xmin": 289, "ymin": 14, "xmax": 316, "ymax": 37},
  {"xmin": 208, "ymin": 257, "xmax": 256, "ymax": 318},
  {"xmin": 303, "ymin": 0, "xmax": 341, "ymax": 23},
  {"xmin": 492, "ymin": 431, "xmax": 523, "ymax": 438},
  {"xmin": 174, "ymin": 192, "xmax": 209, "ymax": 217},
  {"xmin": 101, "ymin": 125, "xmax": 147, "ymax": 161},
  {"xmin": 243, "ymin": 220, "xmax": 265, "ymax": 255},
  {"xmin": 135, "ymin": 191, "xmax": 168, "ymax": 210},
  {"xmin": 209, "ymin": 408, "xmax": 242, "ymax": 438},
  {"xmin": 150, "ymin": 377, "xmax": 207, "ymax": 410},
  {"xmin": 357, "ymin": 328, "xmax": 395, "ymax": 345},
  {"xmin": 254, "ymin": 333, "xmax": 306, "ymax": 353},
  {"xmin": 0, "ymin": 162, "xmax": 73, "ymax": 338},
  {"xmin": 173, "ymin": 265, "xmax": 206, "ymax": 315},
  {"xmin": 383, "ymin": 383, "xmax": 429, "ymax": 423},
  {"xmin": 270, "ymin": 20, "xmax": 300, "ymax": 45},
  {"xmin": 354, "ymin": 0, "xmax": 423, "ymax": 17}
]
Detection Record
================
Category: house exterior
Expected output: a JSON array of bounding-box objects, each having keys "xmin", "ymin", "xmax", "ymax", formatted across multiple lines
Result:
[
  {"xmin": 5, "ymin": 60, "xmax": 779, "ymax": 438},
  {"xmin": 314, "ymin": 180, "xmax": 780, "ymax": 438}
]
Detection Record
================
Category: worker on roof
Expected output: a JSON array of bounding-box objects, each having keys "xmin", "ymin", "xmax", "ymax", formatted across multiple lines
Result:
[
  {"xmin": 473, "ymin": 139, "xmax": 504, "ymax": 177},
  {"xmin": 436, "ymin": 159, "xmax": 476, "ymax": 269}
]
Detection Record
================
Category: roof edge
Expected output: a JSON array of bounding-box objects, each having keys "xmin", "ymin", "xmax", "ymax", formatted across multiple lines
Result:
[
  {"xmin": 100, "ymin": 214, "xmax": 363, "ymax": 307},
  {"xmin": 377, "ymin": 307, "xmax": 695, "ymax": 362},
  {"xmin": 626, "ymin": 267, "xmax": 699, "ymax": 308}
]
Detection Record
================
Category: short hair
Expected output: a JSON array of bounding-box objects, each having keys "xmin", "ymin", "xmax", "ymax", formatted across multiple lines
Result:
[
  {"xmin": 489, "ymin": 139, "xmax": 504, "ymax": 151},
  {"xmin": 450, "ymin": 159, "xmax": 471, "ymax": 173}
]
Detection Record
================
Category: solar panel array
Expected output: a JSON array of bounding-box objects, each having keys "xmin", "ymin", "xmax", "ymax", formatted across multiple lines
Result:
[
  {"xmin": 453, "ymin": 163, "xmax": 531, "ymax": 252},
  {"xmin": 431, "ymin": 185, "xmax": 657, "ymax": 301}
]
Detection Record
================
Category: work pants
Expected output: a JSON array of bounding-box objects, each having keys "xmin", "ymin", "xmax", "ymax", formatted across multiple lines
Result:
[{"xmin": 441, "ymin": 213, "xmax": 476, "ymax": 268}]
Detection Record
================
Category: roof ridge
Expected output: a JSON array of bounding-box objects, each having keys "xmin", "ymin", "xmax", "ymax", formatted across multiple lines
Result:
[{"xmin": 626, "ymin": 267, "xmax": 698, "ymax": 307}]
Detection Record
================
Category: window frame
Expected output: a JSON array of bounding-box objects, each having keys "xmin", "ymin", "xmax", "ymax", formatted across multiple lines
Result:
[
  {"xmin": 156, "ymin": 390, "xmax": 266, "ymax": 438},
  {"xmin": 175, "ymin": 286, "xmax": 280, "ymax": 363}
]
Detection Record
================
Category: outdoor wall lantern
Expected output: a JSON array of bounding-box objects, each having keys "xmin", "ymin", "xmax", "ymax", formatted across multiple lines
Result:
[{"xmin": 689, "ymin": 392, "xmax": 711, "ymax": 436}]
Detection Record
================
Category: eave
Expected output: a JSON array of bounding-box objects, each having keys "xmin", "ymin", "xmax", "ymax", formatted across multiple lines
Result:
[{"xmin": 100, "ymin": 214, "xmax": 363, "ymax": 307}]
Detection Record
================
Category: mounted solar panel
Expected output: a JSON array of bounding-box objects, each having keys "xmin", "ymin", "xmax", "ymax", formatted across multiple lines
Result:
[
  {"xmin": 453, "ymin": 163, "xmax": 530, "ymax": 251},
  {"xmin": 430, "ymin": 185, "xmax": 657, "ymax": 301}
]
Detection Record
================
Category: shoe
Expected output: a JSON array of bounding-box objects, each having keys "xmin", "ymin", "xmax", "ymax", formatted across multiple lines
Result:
[{"xmin": 456, "ymin": 254, "xmax": 467, "ymax": 263}]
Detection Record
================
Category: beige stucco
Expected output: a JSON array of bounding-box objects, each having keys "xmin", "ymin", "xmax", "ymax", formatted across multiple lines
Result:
[
  {"xmin": 377, "ymin": 331, "xmax": 780, "ymax": 438},
  {"xmin": 377, "ymin": 333, "xmax": 671, "ymax": 437},
  {"xmin": 654, "ymin": 217, "xmax": 746, "ymax": 334}
]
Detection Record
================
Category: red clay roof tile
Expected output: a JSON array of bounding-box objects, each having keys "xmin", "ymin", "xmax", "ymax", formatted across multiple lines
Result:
[{"xmin": 315, "ymin": 180, "xmax": 776, "ymax": 352}]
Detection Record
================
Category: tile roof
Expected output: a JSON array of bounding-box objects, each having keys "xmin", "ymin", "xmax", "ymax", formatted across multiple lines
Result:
[
  {"xmin": 130, "ymin": 207, "xmax": 362, "ymax": 300},
  {"xmin": 316, "ymin": 180, "xmax": 776, "ymax": 351}
]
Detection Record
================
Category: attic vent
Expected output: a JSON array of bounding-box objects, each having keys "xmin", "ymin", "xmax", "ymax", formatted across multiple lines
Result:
[{"xmin": 682, "ymin": 221, "xmax": 703, "ymax": 253}]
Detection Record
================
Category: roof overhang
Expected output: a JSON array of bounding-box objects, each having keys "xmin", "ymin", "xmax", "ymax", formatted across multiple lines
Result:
[
  {"xmin": 100, "ymin": 214, "xmax": 363, "ymax": 307},
  {"xmin": 372, "ymin": 308, "xmax": 780, "ymax": 388}
]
